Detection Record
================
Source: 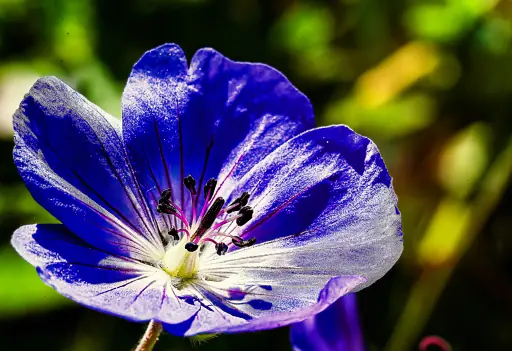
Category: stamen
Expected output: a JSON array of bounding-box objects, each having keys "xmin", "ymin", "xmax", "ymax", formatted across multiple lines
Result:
[
  {"xmin": 198, "ymin": 178, "xmax": 217, "ymax": 220},
  {"xmin": 237, "ymin": 206, "xmax": 253, "ymax": 226},
  {"xmin": 177, "ymin": 228, "xmax": 190, "ymax": 240},
  {"xmin": 232, "ymin": 236, "xmax": 256, "ymax": 248},
  {"xmin": 160, "ymin": 188, "xmax": 172, "ymax": 202},
  {"xmin": 157, "ymin": 202, "xmax": 178, "ymax": 215},
  {"xmin": 226, "ymin": 192, "xmax": 250, "ymax": 213},
  {"xmin": 192, "ymin": 197, "xmax": 225, "ymax": 241},
  {"xmin": 157, "ymin": 188, "xmax": 190, "ymax": 229},
  {"xmin": 215, "ymin": 242, "xmax": 228, "ymax": 255},
  {"xmin": 158, "ymin": 173, "xmax": 257, "ymax": 259},
  {"xmin": 185, "ymin": 242, "xmax": 199, "ymax": 252},
  {"xmin": 157, "ymin": 203, "xmax": 190, "ymax": 228},
  {"xmin": 209, "ymin": 232, "xmax": 257, "ymax": 248},
  {"xmin": 184, "ymin": 175, "xmax": 197, "ymax": 195},
  {"xmin": 184, "ymin": 175, "xmax": 198, "ymax": 224},
  {"xmin": 200, "ymin": 238, "xmax": 229, "ymax": 256},
  {"xmin": 168, "ymin": 228, "xmax": 179, "ymax": 241},
  {"xmin": 204, "ymin": 178, "xmax": 217, "ymax": 201},
  {"xmin": 211, "ymin": 214, "xmax": 241, "ymax": 231}
]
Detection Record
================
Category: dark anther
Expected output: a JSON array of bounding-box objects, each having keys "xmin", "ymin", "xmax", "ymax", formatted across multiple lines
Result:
[
  {"xmin": 184, "ymin": 175, "xmax": 197, "ymax": 195},
  {"xmin": 157, "ymin": 202, "xmax": 178, "ymax": 215},
  {"xmin": 204, "ymin": 178, "xmax": 218, "ymax": 200},
  {"xmin": 227, "ymin": 192, "xmax": 251, "ymax": 213},
  {"xmin": 168, "ymin": 228, "xmax": 179, "ymax": 241},
  {"xmin": 158, "ymin": 189, "xmax": 177, "ymax": 214},
  {"xmin": 185, "ymin": 242, "xmax": 199, "ymax": 252},
  {"xmin": 159, "ymin": 189, "xmax": 172, "ymax": 202},
  {"xmin": 215, "ymin": 242, "xmax": 228, "ymax": 256},
  {"xmin": 232, "ymin": 236, "xmax": 256, "ymax": 248},
  {"xmin": 236, "ymin": 206, "xmax": 253, "ymax": 226},
  {"xmin": 193, "ymin": 197, "xmax": 225, "ymax": 239}
]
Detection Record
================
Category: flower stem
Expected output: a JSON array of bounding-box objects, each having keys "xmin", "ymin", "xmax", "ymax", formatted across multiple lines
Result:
[{"xmin": 135, "ymin": 320, "xmax": 163, "ymax": 351}]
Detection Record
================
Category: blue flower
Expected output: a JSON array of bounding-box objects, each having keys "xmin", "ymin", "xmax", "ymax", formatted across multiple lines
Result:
[
  {"xmin": 11, "ymin": 44, "xmax": 403, "ymax": 336},
  {"xmin": 290, "ymin": 294, "xmax": 365, "ymax": 351}
]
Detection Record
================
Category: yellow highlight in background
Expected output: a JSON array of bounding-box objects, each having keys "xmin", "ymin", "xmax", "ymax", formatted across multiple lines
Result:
[
  {"xmin": 418, "ymin": 198, "xmax": 471, "ymax": 267},
  {"xmin": 355, "ymin": 41, "xmax": 440, "ymax": 108}
]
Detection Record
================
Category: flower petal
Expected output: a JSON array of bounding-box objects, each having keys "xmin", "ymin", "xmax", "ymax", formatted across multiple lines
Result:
[
  {"xmin": 290, "ymin": 294, "xmax": 365, "ymax": 351},
  {"xmin": 219, "ymin": 125, "xmax": 402, "ymax": 290},
  {"xmin": 160, "ymin": 125, "xmax": 400, "ymax": 335},
  {"xmin": 12, "ymin": 224, "xmax": 198, "ymax": 323},
  {"xmin": 163, "ymin": 275, "xmax": 365, "ymax": 336},
  {"xmin": 122, "ymin": 44, "xmax": 314, "ymax": 216},
  {"xmin": 13, "ymin": 77, "xmax": 163, "ymax": 261},
  {"xmin": 121, "ymin": 43, "xmax": 188, "ymax": 218}
]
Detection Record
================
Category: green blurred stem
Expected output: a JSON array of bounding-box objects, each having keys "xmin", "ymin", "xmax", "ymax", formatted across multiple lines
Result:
[
  {"xmin": 385, "ymin": 137, "xmax": 512, "ymax": 351},
  {"xmin": 135, "ymin": 320, "xmax": 163, "ymax": 351}
]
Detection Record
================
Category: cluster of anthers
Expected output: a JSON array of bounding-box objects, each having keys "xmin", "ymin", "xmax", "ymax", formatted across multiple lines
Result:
[{"xmin": 156, "ymin": 175, "xmax": 256, "ymax": 258}]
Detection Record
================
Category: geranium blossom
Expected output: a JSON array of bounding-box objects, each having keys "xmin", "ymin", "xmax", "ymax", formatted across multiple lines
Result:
[{"xmin": 11, "ymin": 43, "xmax": 403, "ymax": 336}]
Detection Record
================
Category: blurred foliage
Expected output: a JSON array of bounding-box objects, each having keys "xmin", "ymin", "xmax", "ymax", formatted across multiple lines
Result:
[{"xmin": 0, "ymin": 0, "xmax": 511, "ymax": 350}]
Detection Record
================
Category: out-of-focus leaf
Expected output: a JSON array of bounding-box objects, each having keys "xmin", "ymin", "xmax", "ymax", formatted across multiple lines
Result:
[
  {"xmin": 0, "ymin": 185, "xmax": 64, "ymax": 317},
  {"xmin": 0, "ymin": 0, "xmax": 28, "ymax": 19},
  {"xmin": 0, "ymin": 185, "xmax": 56, "ymax": 224},
  {"xmin": 426, "ymin": 52, "xmax": 461, "ymax": 90},
  {"xmin": 405, "ymin": 4, "xmax": 471, "ymax": 42},
  {"xmin": 74, "ymin": 61, "xmax": 122, "ymax": 118},
  {"xmin": 438, "ymin": 123, "xmax": 491, "ymax": 199},
  {"xmin": 325, "ymin": 93, "xmax": 436, "ymax": 138},
  {"xmin": 405, "ymin": 0, "xmax": 499, "ymax": 42},
  {"xmin": 272, "ymin": 3, "xmax": 348, "ymax": 82},
  {"xmin": 477, "ymin": 16, "xmax": 512, "ymax": 54},
  {"xmin": 50, "ymin": 0, "xmax": 94, "ymax": 67},
  {"xmin": 355, "ymin": 41, "xmax": 440, "ymax": 108},
  {"xmin": 275, "ymin": 4, "xmax": 333, "ymax": 54},
  {"xmin": 0, "ymin": 62, "xmax": 62, "ymax": 139},
  {"xmin": 0, "ymin": 246, "xmax": 68, "ymax": 318},
  {"xmin": 417, "ymin": 198, "xmax": 471, "ymax": 267}
]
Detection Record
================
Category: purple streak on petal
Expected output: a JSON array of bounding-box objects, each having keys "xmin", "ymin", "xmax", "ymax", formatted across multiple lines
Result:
[
  {"xmin": 180, "ymin": 276, "xmax": 366, "ymax": 336},
  {"xmin": 290, "ymin": 294, "xmax": 365, "ymax": 351},
  {"xmin": 227, "ymin": 125, "xmax": 402, "ymax": 290},
  {"xmin": 177, "ymin": 108, "xmax": 186, "ymax": 215},
  {"xmin": 12, "ymin": 224, "xmax": 200, "ymax": 324},
  {"xmin": 193, "ymin": 284, "xmax": 253, "ymax": 321},
  {"xmin": 13, "ymin": 77, "xmax": 163, "ymax": 260},
  {"xmin": 184, "ymin": 48, "xmax": 314, "ymax": 189},
  {"xmin": 195, "ymin": 138, "xmax": 214, "ymax": 203},
  {"xmin": 122, "ymin": 44, "xmax": 314, "ymax": 218},
  {"xmin": 160, "ymin": 283, "xmax": 168, "ymax": 310},
  {"xmin": 241, "ymin": 182, "xmax": 319, "ymax": 239},
  {"xmin": 92, "ymin": 275, "xmax": 150, "ymax": 295},
  {"xmin": 122, "ymin": 44, "xmax": 187, "ymax": 214},
  {"xmin": 152, "ymin": 113, "xmax": 174, "ymax": 200},
  {"xmin": 130, "ymin": 279, "xmax": 157, "ymax": 305}
]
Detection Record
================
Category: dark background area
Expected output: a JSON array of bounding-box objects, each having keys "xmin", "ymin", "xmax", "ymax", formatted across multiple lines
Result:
[{"xmin": 0, "ymin": 0, "xmax": 511, "ymax": 350}]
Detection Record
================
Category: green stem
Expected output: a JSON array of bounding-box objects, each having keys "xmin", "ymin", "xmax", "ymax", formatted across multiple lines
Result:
[{"xmin": 134, "ymin": 320, "xmax": 163, "ymax": 351}]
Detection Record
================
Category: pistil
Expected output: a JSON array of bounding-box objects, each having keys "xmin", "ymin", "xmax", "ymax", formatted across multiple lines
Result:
[
  {"xmin": 160, "ymin": 238, "xmax": 199, "ymax": 279},
  {"xmin": 191, "ymin": 197, "xmax": 225, "ymax": 241}
]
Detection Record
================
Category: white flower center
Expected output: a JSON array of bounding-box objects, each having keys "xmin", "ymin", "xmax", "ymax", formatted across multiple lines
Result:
[{"xmin": 160, "ymin": 238, "xmax": 199, "ymax": 279}]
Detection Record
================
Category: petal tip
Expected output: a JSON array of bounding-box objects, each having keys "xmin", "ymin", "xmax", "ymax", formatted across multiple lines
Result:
[{"xmin": 131, "ymin": 43, "xmax": 188, "ymax": 79}]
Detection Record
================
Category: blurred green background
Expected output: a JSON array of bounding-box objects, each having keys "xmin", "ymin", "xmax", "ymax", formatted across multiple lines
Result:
[{"xmin": 0, "ymin": 0, "xmax": 511, "ymax": 350}]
